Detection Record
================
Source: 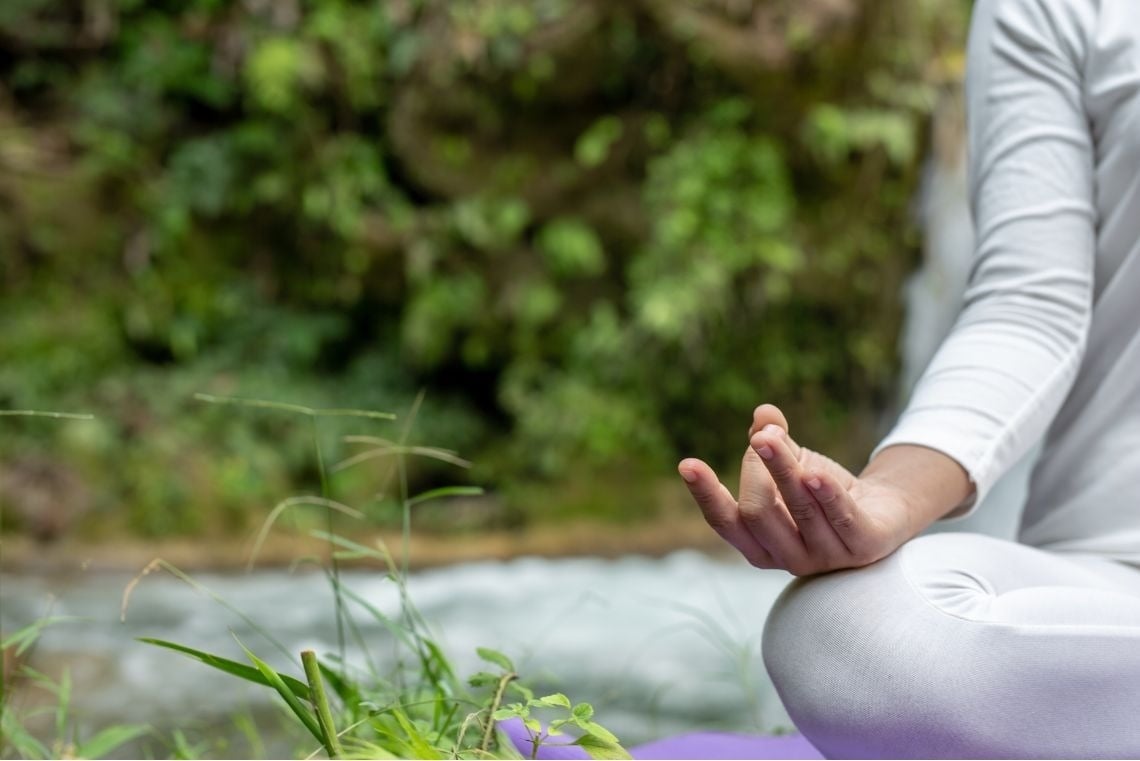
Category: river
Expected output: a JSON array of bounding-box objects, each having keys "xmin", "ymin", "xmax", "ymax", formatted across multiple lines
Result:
[{"xmin": 1, "ymin": 551, "xmax": 798, "ymax": 757}]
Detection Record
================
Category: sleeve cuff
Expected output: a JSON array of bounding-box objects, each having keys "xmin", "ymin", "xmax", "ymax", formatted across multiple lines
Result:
[{"xmin": 869, "ymin": 420, "xmax": 997, "ymax": 521}]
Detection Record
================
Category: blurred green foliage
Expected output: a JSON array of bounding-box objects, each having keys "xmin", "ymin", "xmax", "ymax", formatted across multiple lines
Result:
[{"xmin": 0, "ymin": 0, "xmax": 968, "ymax": 540}]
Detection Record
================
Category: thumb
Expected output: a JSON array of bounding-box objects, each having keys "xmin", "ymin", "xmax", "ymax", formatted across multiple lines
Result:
[{"xmin": 749, "ymin": 404, "xmax": 801, "ymax": 458}]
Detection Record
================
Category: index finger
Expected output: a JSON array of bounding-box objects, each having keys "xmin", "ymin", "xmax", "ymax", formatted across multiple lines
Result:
[{"xmin": 678, "ymin": 459, "xmax": 775, "ymax": 568}]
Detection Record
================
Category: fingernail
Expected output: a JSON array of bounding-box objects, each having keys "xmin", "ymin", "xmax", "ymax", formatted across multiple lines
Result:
[
  {"xmin": 755, "ymin": 444, "xmax": 774, "ymax": 460},
  {"xmin": 679, "ymin": 468, "xmax": 697, "ymax": 483},
  {"xmin": 762, "ymin": 424, "xmax": 784, "ymax": 438},
  {"xmin": 807, "ymin": 476, "xmax": 822, "ymax": 491}
]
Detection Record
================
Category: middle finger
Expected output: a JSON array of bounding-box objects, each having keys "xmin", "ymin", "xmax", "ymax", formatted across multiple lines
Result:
[
  {"xmin": 751, "ymin": 425, "xmax": 847, "ymax": 559},
  {"xmin": 736, "ymin": 446, "xmax": 805, "ymax": 569}
]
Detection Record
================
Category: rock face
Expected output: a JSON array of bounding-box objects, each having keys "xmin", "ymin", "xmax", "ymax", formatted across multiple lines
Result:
[
  {"xmin": 0, "ymin": 456, "xmax": 90, "ymax": 543},
  {"xmin": 0, "ymin": 0, "xmax": 969, "ymax": 537}
]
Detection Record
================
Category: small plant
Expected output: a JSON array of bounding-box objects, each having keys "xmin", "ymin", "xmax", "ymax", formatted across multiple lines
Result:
[
  {"xmin": 1, "ymin": 617, "xmax": 149, "ymax": 759},
  {"xmin": 488, "ymin": 679, "xmax": 629, "ymax": 761},
  {"xmin": 124, "ymin": 393, "xmax": 629, "ymax": 759}
]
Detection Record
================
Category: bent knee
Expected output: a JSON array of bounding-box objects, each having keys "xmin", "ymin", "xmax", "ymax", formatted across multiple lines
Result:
[
  {"xmin": 761, "ymin": 541, "xmax": 972, "ymax": 758},
  {"xmin": 761, "ymin": 534, "xmax": 1140, "ymax": 758}
]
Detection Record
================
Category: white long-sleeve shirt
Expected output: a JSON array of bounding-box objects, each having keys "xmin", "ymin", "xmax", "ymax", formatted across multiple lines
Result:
[{"xmin": 873, "ymin": 0, "xmax": 1140, "ymax": 563}]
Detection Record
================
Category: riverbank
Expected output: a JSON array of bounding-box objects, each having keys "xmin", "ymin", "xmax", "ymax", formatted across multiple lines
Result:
[{"xmin": 0, "ymin": 507, "xmax": 733, "ymax": 574}]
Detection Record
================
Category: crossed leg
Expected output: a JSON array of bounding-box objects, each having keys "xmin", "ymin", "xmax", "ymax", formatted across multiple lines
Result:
[{"xmin": 763, "ymin": 532, "xmax": 1140, "ymax": 759}]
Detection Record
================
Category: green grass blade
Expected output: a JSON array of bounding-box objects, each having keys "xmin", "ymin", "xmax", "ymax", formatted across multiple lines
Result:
[
  {"xmin": 123, "ymin": 559, "xmax": 295, "ymax": 663},
  {"xmin": 0, "ymin": 410, "xmax": 94, "ymax": 420},
  {"xmin": 389, "ymin": 707, "xmax": 441, "ymax": 760},
  {"xmin": 1, "ymin": 709, "xmax": 51, "ymax": 759},
  {"xmin": 77, "ymin": 724, "xmax": 150, "ymax": 759},
  {"xmin": 422, "ymin": 640, "xmax": 460, "ymax": 691},
  {"xmin": 316, "ymin": 661, "xmax": 360, "ymax": 707},
  {"xmin": 302, "ymin": 651, "xmax": 343, "ymax": 758},
  {"xmin": 1, "ymin": 617, "xmax": 81, "ymax": 656},
  {"xmin": 54, "ymin": 668, "xmax": 70, "ymax": 742},
  {"xmin": 337, "ymin": 737, "xmax": 401, "ymax": 759},
  {"xmin": 236, "ymin": 639, "xmax": 324, "ymax": 745},
  {"xmin": 330, "ymin": 584, "xmax": 418, "ymax": 653},
  {"xmin": 309, "ymin": 530, "xmax": 390, "ymax": 563},
  {"xmin": 406, "ymin": 487, "xmax": 484, "ymax": 509},
  {"xmin": 138, "ymin": 638, "xmax": 311, "ymax": 700},
  {"xmin": 333, "ymin": 441, "xmax": 471, "ymax": 473},
  {"xmin": 193, "ymin": 393, "xmax": 395, "ymax": 420},
  {"xmin": 363, "ymin": 720, "xmax": 419, "ymax": 760},
  {"xmin": 232, "ymin": 712, "xmax": 266, "ymax": 759},
  {"xmin": 248, "ymin": 497, "xmax": 364, "ymax": 571}
]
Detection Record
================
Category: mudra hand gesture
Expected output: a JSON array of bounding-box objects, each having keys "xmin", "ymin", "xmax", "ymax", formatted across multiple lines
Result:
[{"xmin": 678, "ymin": 404, "xmax": 969, "ymax": 576}]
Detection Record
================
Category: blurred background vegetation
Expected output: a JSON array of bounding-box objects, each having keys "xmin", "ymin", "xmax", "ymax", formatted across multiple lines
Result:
[{"xmin": 0, "ymin": 0, "xmax": 968, "ymax": 545}]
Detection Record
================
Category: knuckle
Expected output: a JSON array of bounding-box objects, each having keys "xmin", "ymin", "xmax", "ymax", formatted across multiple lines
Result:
[
  {"xmin": 685, "ymin": 482, "xmax": 714, "ymax": 503},
  {"xmin": 737, "ymin": 497, "xmax": 773, "ymax": 526},
  {"xmin": 737, "ymin": 506, "xmax": 764, "ymax": 529},
  {"xmin": 766, "ymin": 460, "xmax": 797, "ymax": 482},
  {"xmin": 786, "ymin": 559, "xmax": 814, "ymax": 577},
  {"xmin": 811, "ymin": 485, "xmax": 838, "ymax": 506},
  {"xmin": 746, "ymin": 554, "xmax": 773, "ymax": 570},
  {"xmin": 787, "ymin": 501, "xmax": 817, "ymax": 522},
  {"xmin": 685, "ymin": 489, "xmax": 709, "ymax": 510},
  {"xmin": 736, "ymin": 492, "xmax": 763, "ymax": 514},
  {"xmin": 702, "ymin": 510, "xmax": 736, "ymax": 533},
  {"xmin": 827, "ymin": 510, "xmax": 857, "ymax": 530}
]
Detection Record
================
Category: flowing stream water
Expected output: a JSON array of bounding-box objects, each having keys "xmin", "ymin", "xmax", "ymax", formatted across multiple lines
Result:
[
  {"xmin": 2, "ymin": 552, "xmax": 794, "ymax": 756},
  {"xmin": 1, "ymin": 104, "xmax": 1037, "ymax": 757}
]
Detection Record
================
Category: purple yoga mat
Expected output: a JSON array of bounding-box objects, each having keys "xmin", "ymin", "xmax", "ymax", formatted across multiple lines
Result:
[
  {"xmin": 498, "ymin": 718, "xmax": 824, "ymax": 760},
  {"xmin": 630, "ymin": 731, "xmax": 823, "ymax": 760}
]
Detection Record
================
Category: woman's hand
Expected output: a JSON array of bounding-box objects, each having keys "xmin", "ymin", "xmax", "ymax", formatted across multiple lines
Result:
[{"xmin": 677, "ymin": 404, "xmax": 944, "ymax": 576}]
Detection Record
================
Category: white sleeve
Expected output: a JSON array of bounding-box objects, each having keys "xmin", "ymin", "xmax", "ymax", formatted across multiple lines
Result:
[{"xmin": 871, "ymin": 0, "xmax": 1098, "ymax": 516}]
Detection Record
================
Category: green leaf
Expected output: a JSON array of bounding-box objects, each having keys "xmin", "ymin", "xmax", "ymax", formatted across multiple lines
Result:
[
  {"xmin": 532, "ymin": 693, "xmax": 571, "ymax": 709},
  {"xmin": 77, "ymin": 724, "xmax": 150, "ymax": 759},
  {"xmin": 467, "ymin": 671, "xmax": 500, "ymax": 688},
  {"xmin": 244, "ymin": 37, "xmax": 321, "ymax": 113},
  {"xmin": 491, "ymin": 707, "xmax": 521, "ymax": 722},
  {"xmin": 537, "ymin": 218, "xmax": 606, "ymax": 277},
  {"xmin": 575, "ymin": 116, "xmax": 623, "ymax": 167},
  {"xmin": 573, "ymin": 733, "xmax": 632, "ymax": 760},
  {"xmin": 138, "ymin": 639, "xmax": 311, "ymax": 701},
  {"xmin": 571, "ymin": 703, "xmax": 594, "ymax": 721},
  {"xmin": 507, "ymin": 681, "xmax": 534, "ymax": 702},
  {"xmin": 476, "ymin": 647, "xmax": 515, "ymax": 672},
  {"xmin": 580, "ymin": 720, "xmax": 619, "ymax": 744}
]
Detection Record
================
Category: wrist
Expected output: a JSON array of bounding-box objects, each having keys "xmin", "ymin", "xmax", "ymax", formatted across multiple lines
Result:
[{"xmin": 859, "ymin": 444, "xmax": 974, "ymax": 531}]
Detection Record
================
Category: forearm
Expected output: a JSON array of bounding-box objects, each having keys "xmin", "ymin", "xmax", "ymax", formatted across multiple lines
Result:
[
  {"xmin": 867, "ymin": 0, "xmax": 1095, "ymax": 517},
  {"xmin": 859, "ymin": 444, "xmax": 973, "ymax": 538}
]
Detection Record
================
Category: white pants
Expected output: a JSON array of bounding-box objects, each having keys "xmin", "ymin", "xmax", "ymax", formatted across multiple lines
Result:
[{"xmin": 763, "ymin": 533, "xmax": 1140, "ymax": 759}]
